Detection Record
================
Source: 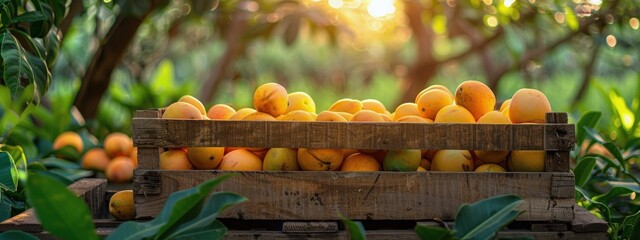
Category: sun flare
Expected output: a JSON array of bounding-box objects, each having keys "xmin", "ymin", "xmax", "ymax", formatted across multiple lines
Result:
[{"xmin": 367, "ymin": 0, "xmax": 396, "ymax": 18}]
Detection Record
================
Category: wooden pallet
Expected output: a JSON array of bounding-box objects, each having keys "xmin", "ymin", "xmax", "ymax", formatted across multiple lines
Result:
[
  {"xmin": 132, "ymin": 110, "xmax": 576, "ymax": 223},
  {"xmin": 0, "ymin": 177, "xmax": 607, "ymax": 240}
]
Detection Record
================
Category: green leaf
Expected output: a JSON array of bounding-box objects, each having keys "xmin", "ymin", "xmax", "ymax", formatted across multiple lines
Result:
[
  {"xmin": 25, "ymin": 50, "xmax": 51, "ymax": 103},
  {"xmin": 28, "ymin": 0, "xmax": 53, "ymax": 38},
  {"xmin": 575, "ymin": 186, "xmax": 611, "ymax": 222},
  {"xmin": 602, "ymin": 142, "xmax": 625, "ymax": 167},
  {"xmin": 107, "ymin": 174, "xmax": 236, "ymax": 240},
  {"xmin": 0, "ymin": 144, "xmax": 26, "ymax": 169},
  {"xmin": 48, "ymin": 168, "xmax": 93, "ymax": 182},
  {"xmin": 50, "ymin": 0, "xmax": 69, "ymax": 26},
  {"xmin": 0, "ymin": 230, "xmax": 39, "ymax": 240},
  {"xmin": 576, "ymin": 112, "xmax": 601, "ymax": 146},
  {"xmin": 44, "ymin": 31, "xmax": 59, "ymax": 67},
  {"xmin": 155, "ymin": 174, "xmax": 236, "ymax": 238},
  {"xmin": 563, "ymin": 5, "xmax": 578, "ymax": 31},
  {"xmin": 38, "ymin": 157, "xmax": 80, "ymax": 169},
  {"xmin": 0, "ymin": 151, "xmax": 17, "ymax": 191},
  {"xmin": 25, "ymin": 172, "xmax": 99, "ymax": 240},
  {"xmin": 0, "ymin": 192, "xmax": 12, "ymax": 221},
  {"xmin": 454, "ymin": 195, "xmax": 524, "ymax": 240},
  {"xmin": 584, "ymin": 127, "xmax": 606, "ymax": 144},
  {"xmin": 0, "ymin": 30, "xmax": 35, "ymax": 101},
  {"xmin": 339, "ymin": 214, "xmax": 366, "ymax": 240},
  {"xmin": 592, "ymin": 185, "xmax": 638, "ymax": 204},
  {"xmin": 163, "ymin": 192, "xmax": 247, "ymax": 239},
  {"xmin": 619, "ymin": 210, "xmax": 640, "ymax": 239},
  {"xmin": 415, "ymin": 224, "xmax": 454, "ymax": 240},
  {"xmin": 171, "ymin": 220, "xmax": 227, "ymax": 240},
  {"xmin": 573, "ymin": 156, "xmax": 596, "ymax": 188},
  {"xmin": 10, "ymin": 12, "xmax": 46, "ymax": 24}
]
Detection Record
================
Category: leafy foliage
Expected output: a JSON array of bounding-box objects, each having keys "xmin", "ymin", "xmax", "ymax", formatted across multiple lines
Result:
[
  {"xmin": 107, "ymin": 174, "xmax": 246, "ymax": 240},
  {"xmin": 343, "ymin": 195, "xmax": 525, "ymax": 240},
  {"xmin": 25, "ymin": 171, "xmax": 99, "ymax": 240},
  {"xmin": 0, "ymin": 0, "xmax": 63, "ymax": 106},
  {"xmin": 573, "ymin": 111, "xmax": 640, "ymax": 239}
]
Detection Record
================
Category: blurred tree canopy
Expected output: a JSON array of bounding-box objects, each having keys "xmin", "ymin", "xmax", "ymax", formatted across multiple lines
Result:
[{"xmin": 3, "ymin": 0, "xmax": 639, "ymax": 120}]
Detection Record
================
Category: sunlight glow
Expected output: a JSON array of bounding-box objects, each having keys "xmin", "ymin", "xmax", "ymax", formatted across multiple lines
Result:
[
  {"xmin": 630, "ymin": 18, "xmax": 639, "ymax": 30},
  {"xmin": 367, "ymin": 0, "xmax": 396, "ymax": 18},
  {"xmin": 606, "ymin": 35, "xmax": 617, "ymax": 48},
  {"xmin": 631, "ymin": 192, "xmax": 637, "ymax": 201},
  {"xmin": 554, "ymin": 12, "xmax": 565, "ymax": 23},
  {"xmin": 486, "ymin": 16, "xmax": 498, "ymax": 27},
  {"xmin": 504, "ymin": 0, "xmax": 516, "ymax": 8},
  {"xmin": 329, "ymin": 0, "xmax": 344, "ymax": 8}
]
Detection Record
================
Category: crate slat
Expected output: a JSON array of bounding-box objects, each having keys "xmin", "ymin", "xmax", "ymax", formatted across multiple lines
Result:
[
  {"xmin": 134, "ymin": 171, "xmax": 575, "ymax": 222},
  {"xmin": 132, "ymin": 112, "xmax": 575, "ymax": 151}
]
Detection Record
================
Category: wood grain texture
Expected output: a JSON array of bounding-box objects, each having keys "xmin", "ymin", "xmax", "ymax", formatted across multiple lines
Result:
[
  {"xmin": 68, "ymin": 178, "xmax": 107, "ymax": 218},
  {"xmin": 137, "ymin": 147, "xmax": 160, "ymax": 170},
  {"xmin": 133, "ymin": 171, "xmax": 575, "ymax": 222},
  {"xmin": 572, "ymin": 206, "xmax": 608, "ymax": 233},
  {"xmin": 545, "ymin": 113, "xmax": 572, "ymax": 172},
  {"xmin": 223, "ymin": 230, "xmax": 607, "ymax": 240},
  {"xmin": 0, "ymin": 178, "xmax": 108, "ymax": 232},
  {"xmin": 282, "ymin": 221, "xmax": 338, "ymax": 233},
  {"xmin": 132, "ymin": 111, "xmax": 574, "ymax": 152}
]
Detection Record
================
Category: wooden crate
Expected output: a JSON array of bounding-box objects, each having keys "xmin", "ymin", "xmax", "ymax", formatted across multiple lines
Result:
[
  {"xmin": 0, "ymin": 178, "xmax": 608, "ymax": 240},
  {"xmin": 132, "ymin": 110, "xmax": 576, "ymax": 222}
]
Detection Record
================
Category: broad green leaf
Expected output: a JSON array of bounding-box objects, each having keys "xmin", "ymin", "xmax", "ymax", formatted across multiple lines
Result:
[
  {"xmin": 0, "ymin": 151, "xmax": 17, "ymax": 191},
  {"xmin": 576, "ymin": 112, "xmax": 601, "ymax": 146},
  {"xmin": 602, "ymin": 142, "xmax": 625, "ymax": 166},
  {"xmin": 10, "ymin": 12, "xmax": 46, "ymax": 24},
  {"xmin": 44, "ymin": 31, "xmax": 59, "ymax": 67},
  {"xmin": 0, "ymin": 144, "xmax": 26, "ymax": 169},
  {"xmin": 28, "ymin": 0, "xmax": 53, "ymax": 38},
  {"xmin": 48, "ymin": 168, "xmax": 93, "ymax": 182},
  {"xmin": 415, "ymin": 224, "xmax": 454, "ymax": 240},
  {"xmin": 0, "ymin": 192, "xmax": 11, "ymax": 221},
  {"xmin": 609, "ymin": 89, "xmax": 635, "ymax": 132},
  {"xmin": 339, "ymin": 213, "xmax": 366, "ymax": 240},
  {"xmin": 0, "ymin": 230, "xmax": 39, "ymax": 240},
  {"xmin": 563, "ymin": 5, "xmax": 578, "ymax": 31},
  {"xmin": 573, "ymin": 157, "xmax": 596, "ymax": 188},
  {"xmin": 454, "ymin": 195, "xmax": 524, "ymax": 240},
  {"xmin": 108, "ymin": 174, "xmax": 236, "ymax": 240},
  {"xmin": 163, "ymin": 192, "xmax": 247, "ymax": 239},
  {"xmin": 171, "ymin": 220, "xmax": 227, "ymax": 240},
  {"xmin": 25, "ymin": 50, "xmax": 51, "ymax": 103},
  {"xmin": 607, "ymin": 181, "xmax": 640, "ymax": 192},
  {"xmin": 155, "ymin": 174, "xmax": 236, "ymax": 239},
  {"xmin": 28, "ymin": 168, "xmax": 72, "ymax": 185},
  {"xmin": 50, "ymin": 0, "xmax": 69, "ymax": 26},
  {"xmin": 38, "ymin": 157, "xmax": 80, "ymax": 169},
  {"xmin": 592, "ymin": 186, "xmax": 638, "ymax": 204},
  {"xmin": 620, "ymin": 210, "xmax": 640, "ymax": 239},
  {"xmin": 105, "ymin": 220, "xmax": 162, "ymax": 240},
  {"xmin": 25, "ymin": 172, "xmax": 99, "ymax": 240},
  {"xmin": 0, "ymin": 30, "xmax": 35, "ymax": 101},
  {"xmin": 584, "ymin": 127, "xmax": 606, "ymax": 144},
  {"xmin": 575, "ymin": 186, "xmax": 611, "ymax": 222}
]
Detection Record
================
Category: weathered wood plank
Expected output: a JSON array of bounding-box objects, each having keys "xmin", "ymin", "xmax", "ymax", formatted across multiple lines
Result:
[
  {"xmin": 572, "ymin": 206, "xmax": 608, "ymax": 233},
  {"xmin": 545, "ymin": 113, "xmax": 572, "ymax": 172},
  {"xmin": 134, "ymin": 171, "xmax": 575, "ymax": 222},
  {"xmin": 282, "ymin": 221, "xmax": 338, "ymax": 233},
  {"xmin": 68, "ymin": 178, "xmax": 108, "ymax": 218},
  {"xmin": 131, "ymin": 115, "xmax": 574, "ymax": 151},
  {"xmin": 0, "ymin": 178, "xmax": 107, "ymax": 232},
  {"xmin": 137, "ymin": 147, "xmax": 160, "ymax": 169},
  {"xmin": 222, "ymin": 229, "xmax": 607, "ymax": 240}
]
